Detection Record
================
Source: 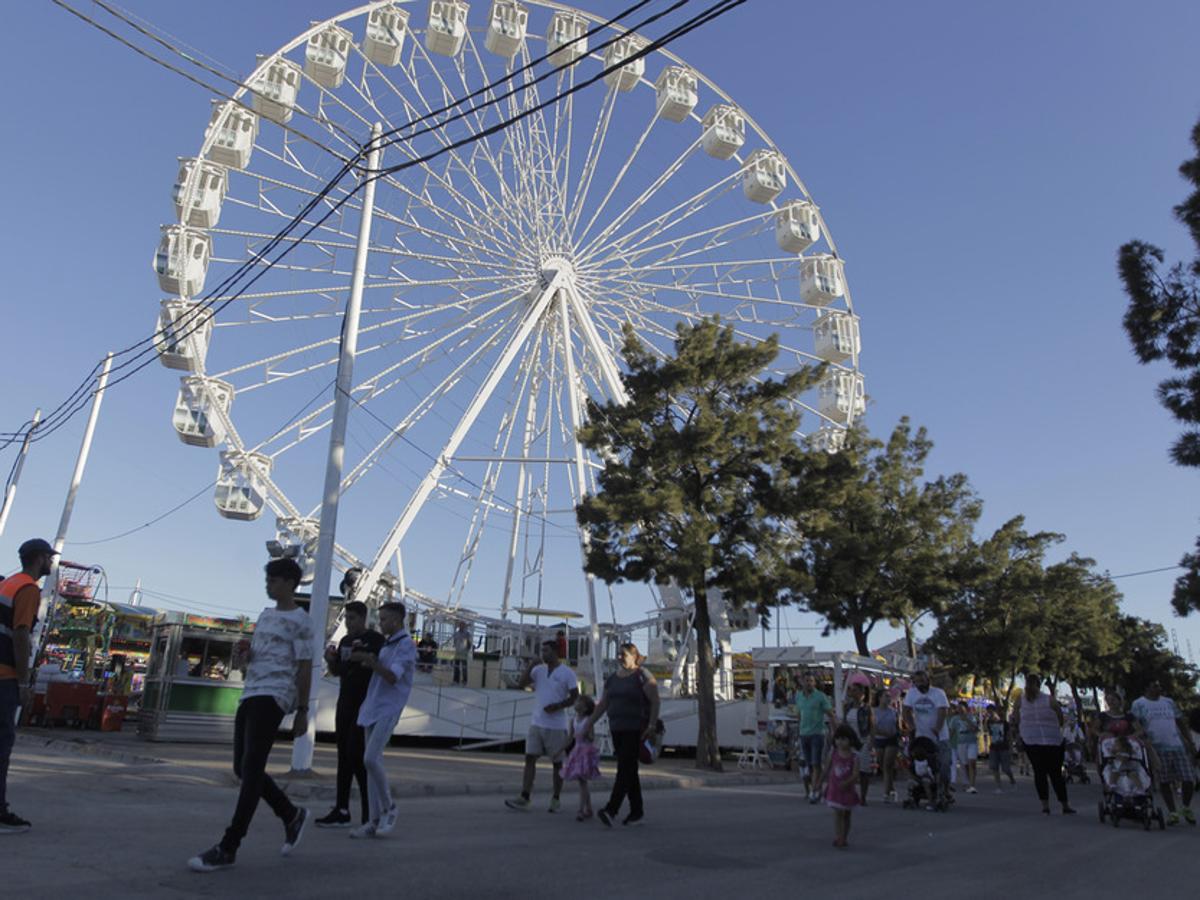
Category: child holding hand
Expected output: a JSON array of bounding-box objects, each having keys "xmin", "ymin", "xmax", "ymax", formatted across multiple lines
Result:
[{"xmin": 560, "ymin": 695, "xmax": 601, "ymax": 820}]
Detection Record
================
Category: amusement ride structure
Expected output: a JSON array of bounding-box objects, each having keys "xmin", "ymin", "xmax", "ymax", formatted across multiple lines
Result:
[{"xmin": 155, "ymin": 0, "xmax": 866, "ymax": 746}]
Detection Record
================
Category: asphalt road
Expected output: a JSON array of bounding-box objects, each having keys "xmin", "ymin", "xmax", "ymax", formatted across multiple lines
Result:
[{"xmin": 5, "ymin": 745, "xmax": 1199, "ymax": 899}]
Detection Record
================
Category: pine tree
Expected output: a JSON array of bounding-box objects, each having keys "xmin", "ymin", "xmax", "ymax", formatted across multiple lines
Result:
[
  {"xmin": 1118, "ymin": 116, "xmax": 1200, "ymax": 614},
  {"xmin": 576, "ymin": 318, "xmax": 819, "ymax": 770}
]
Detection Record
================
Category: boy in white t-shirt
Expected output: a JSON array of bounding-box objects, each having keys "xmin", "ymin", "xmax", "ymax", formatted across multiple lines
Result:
[
  {"xmin": 505, "ymin": 640, "xmax": 579, "ymax": 813},
  {"xmin": 188, "ymin": 558, "xmax": 314, "ymax": 873}
]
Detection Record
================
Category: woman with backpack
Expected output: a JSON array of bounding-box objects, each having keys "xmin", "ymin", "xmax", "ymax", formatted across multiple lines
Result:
[{"xmin": 585, "ymin": 642, "xmax": 661, "ymax": 828}]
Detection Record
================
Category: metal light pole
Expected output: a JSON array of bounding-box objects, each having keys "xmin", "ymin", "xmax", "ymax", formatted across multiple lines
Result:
[
  {"xmin": 292, "ymin": 125, "xmax": 381, "ymax": 771},
  {"xmin": 31, "ymin": 352, "xmax": 113, "ymax": 668},
  {"xmin": 0, "ymin": 407, "xmax": 41, "ymax": 539}
]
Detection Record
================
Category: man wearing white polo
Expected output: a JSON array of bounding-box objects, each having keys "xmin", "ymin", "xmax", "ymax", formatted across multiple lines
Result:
[{"xmin": 505, "ymin": 640, "xmax": 578, "ymax": 813}]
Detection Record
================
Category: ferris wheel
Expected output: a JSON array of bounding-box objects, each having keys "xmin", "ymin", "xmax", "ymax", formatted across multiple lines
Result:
[{"xmin": 153, "ymin": 0, "xmax": 865, "ymax": 625}]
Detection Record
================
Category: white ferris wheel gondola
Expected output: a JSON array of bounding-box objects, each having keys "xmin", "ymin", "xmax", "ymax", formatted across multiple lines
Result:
[{"xmin": 154, "ymin": 1, "xmax": 866, "ymax": 671}]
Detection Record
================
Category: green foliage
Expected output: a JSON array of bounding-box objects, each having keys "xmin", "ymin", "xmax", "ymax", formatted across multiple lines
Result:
[
  {"xmin": 1117, "ymin": 115, "xmax": 1200, "ymax": 614},
  {"xmin": 776, "ymin": 418, "xmax": 980, "ymax": 656},
  {"xmin": 925, "ymin": 517, "xmax": 1061, "ymax": 700},
  {"xmin": 1093, "ymin": 615, "xmax": 1199, "ymax": 702},
  {"xmin": 576, "ymin": 318, "xmax": 820, "ymax": 769}
]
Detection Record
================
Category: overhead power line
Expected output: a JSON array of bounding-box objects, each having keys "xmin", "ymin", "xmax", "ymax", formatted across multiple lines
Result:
[{"xmin": 4, "ymin": 0, "xmax": 734, "ymax": 455}]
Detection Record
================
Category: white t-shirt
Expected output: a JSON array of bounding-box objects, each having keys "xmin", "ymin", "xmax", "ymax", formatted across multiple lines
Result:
[
  {"xmin": 904, "ymin": 686, "xmax": 950, "ymax": 741},
  {"xmin": 1131, "ymin": 696, "xmax": 1183, "ymax": 749},
  {"xmin": 529, "ymin": 662, "xmax": 578, "ymax": 730},
  {"xmin": 241, "ymin": 606, "xmax": 314, "ymax": 713}
]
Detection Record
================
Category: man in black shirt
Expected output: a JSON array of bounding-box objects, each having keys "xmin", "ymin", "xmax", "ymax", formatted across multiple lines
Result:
[{"xmin": 315, "ymin": 601, "xmax": 385, "ymax": 828}]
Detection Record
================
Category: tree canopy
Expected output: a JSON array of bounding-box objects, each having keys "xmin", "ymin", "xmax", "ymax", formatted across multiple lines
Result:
[
  {"xmin": 777, "ymin": 419, "xmax": 980, "ymax": 656},
  {"xmin": 1118, "ymin": 115, "xmax": 1200, "ymax": 615},
  {"xmin": 576, "ymin": 317, "xmax": 820, "ymax": 769}
]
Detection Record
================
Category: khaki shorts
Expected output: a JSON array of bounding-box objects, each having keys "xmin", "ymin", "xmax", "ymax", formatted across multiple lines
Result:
[{"xmin": 526, "ymin": 725, "xmax": 569, "ymax": 762}]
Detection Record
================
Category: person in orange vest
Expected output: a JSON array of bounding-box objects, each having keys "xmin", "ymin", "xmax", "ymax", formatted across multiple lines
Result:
[{"xmin": 1, "ymin": 538, "xmax": 57, "ymax": 835}]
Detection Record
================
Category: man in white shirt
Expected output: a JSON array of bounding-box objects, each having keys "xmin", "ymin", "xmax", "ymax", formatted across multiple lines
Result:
[
  {"xmin": 903, "ymin": 670, "xmax": 951, "ymax": 803},
  {"xmin": 349, "ymin": 601, "xmax": 417, "ymax": 838},
  {"xmin": 1131, "ymin": 680, "xmax": 1197, "ymax": 826},
  {"xmin": 505, "ymin": 640, "xmax": 579, "ymax": 813},
  {"xmin": 188, "ymin": 558, "xmax": 313, "ymax": 873}
]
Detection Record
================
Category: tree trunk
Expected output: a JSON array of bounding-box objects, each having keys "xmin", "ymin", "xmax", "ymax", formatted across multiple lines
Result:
[
  {"xmin": 1091, "ymin": 686, "xmax": 1101, "ymax": 711},
  {"xmin": 1069, "ymin": 683, "xmax": 1082, "ymax": 718},
  {"xmin": 851, "ymin": 622, "xmax": 870, "ymax": 657},
  {"xmin": 903, "ymin": 618, "xmax": 918, "ymax": 660},
  {"xmin": 692, "ymin": 584, "xmax": 723, "ymax": 771}
]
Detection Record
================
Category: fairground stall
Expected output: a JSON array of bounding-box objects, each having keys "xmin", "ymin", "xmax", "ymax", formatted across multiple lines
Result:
[
  {"xmin": 745, "ymin": 646, "xmax": 919, "ymax": 770},
  {"xmin": 137, "ymin": 613, "xmax": 254, "ymax": 742}
]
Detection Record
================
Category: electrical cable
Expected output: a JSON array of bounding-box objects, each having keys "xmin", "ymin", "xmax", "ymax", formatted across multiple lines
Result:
[
  {"xmin": 62, "ymin": 376, "xmax": 337, "ymax": 547},
  {"xmin": 6, "ymin": 0, "xmax": 748, "ymax": 454},
  {"xmin": 5, "ymin": 1, "xmax": 721, "ymax": 446}
]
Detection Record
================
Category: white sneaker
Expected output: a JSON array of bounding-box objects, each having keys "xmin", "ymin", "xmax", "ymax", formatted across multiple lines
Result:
[
  {"xmin": 376, "ymin": 805, "xmax": 399, "ymax": 836},
  {"xmin": 349, "ymin": 822, "xmax": 377, "ymax": 839},
  {"xmin": 966, "ymin": 786, "xmax": 978, "ymax": 795}
]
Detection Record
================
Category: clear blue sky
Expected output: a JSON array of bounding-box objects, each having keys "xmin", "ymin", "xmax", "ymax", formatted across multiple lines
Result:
[{"xmin": 2, "ymin": 0, "xmax": 1198, "ymax": 661}]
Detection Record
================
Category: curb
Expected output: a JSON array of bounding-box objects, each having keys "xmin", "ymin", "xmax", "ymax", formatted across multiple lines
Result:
[
  {"xmin": 19, "ymin": 732, "xmax": 800, "ymax": 799},
  {"xmin": 17, "ymin": 732, "xmax": 167, "ymax": 767},
  {"xmin": 276, "ymin": 768, "xmax": 799, "ymax": 802}
]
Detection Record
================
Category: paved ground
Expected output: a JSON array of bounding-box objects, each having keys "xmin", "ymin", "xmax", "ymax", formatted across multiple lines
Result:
[{"xmin": 5, "ymin": 734, "xmax": 1199, "ymax": 899}]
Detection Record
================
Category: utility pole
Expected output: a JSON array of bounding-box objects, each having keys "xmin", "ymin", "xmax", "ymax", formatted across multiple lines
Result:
[
  {"xmin": 31, "ymin": 353, "xmax": 112, "ymax": 669},
  {"xmin": 292, "ymin": 126, "xmax": 381, "ymax": 771},
  {"xmin": 0, "ymin": 407, "xmax": 41, "ymax": 539}
]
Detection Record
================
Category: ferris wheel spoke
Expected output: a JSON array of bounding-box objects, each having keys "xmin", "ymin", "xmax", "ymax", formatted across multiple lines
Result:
[
  {"xmin": 580, "ymin": 173, "xmax": 742, "ymax": 266},
  {"xmin": 583, "ymin": 207, "xmax": 776, "ymax": 272},
  {"xmin": 260, "ymin": 293, "xmax": 528, "ymax": 458},
  {"xmin": 573, "ymin": 133, "xmax": 705, "ymax": 261},
  {"xmin": 565, "ymin": 84, "xmax": 620, "ymax": 238},
  {"xmin": 341, "ymin": 43, "xmax": 527, "ymax": 249},
  {"xmin": 601, "ymin": 284, "xmax": 828, "ymax": 365},
  {"xmin": 335, "ymin": 308, "xmax": 532, "ymax": 501},
  {"xmin": 396, "ymin": 37, "xmax": 527, "ymax": 238},
  {"xmin": 574, "ymin": 107, "xmax": 663, "ymax": 248}
]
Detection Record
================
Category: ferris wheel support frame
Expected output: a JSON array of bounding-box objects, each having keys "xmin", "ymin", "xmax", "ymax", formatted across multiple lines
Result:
[
  {"xmin": 557, "ymin": 289, "xmax": 603, "ymax": 697},
  {"xmin": 354, "ymin": 266, "xmax": 569, "ymax": 614},
  {"xmin": 292, "ymin": 124, "xmax": 381, "ymax": 773}
]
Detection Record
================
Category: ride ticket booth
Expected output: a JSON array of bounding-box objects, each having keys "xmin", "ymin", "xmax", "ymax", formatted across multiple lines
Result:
[{"xmin": 137, "ymin": 614, "xmax": 254, "ymax": 742}]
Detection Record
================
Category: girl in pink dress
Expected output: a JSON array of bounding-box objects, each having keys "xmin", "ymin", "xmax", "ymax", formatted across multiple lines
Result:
[
  {"xmin": 823, "ymin": 724, "xmax": 861, "ymax": 848},
  {"xmin": 562, "ymin": 695, "xmax": 601, "ymax": 821}
]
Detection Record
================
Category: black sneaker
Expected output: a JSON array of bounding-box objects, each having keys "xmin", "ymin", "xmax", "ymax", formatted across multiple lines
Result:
[
  {"xmin": 315, "ymin": 808, "xmax": 352, "ymax": 829},
  {"xmin": 597, "ymin": 809, "xmax": 614, "ymax": 828},
  {"xmin": 188, "ymin": 844, "xmax": 236, "ymax": 873},
  {"xmin": 281, "ymin": 807, "xmax": 309, "ymax": 857},
  {"xmin": 0, "ymin": 811, "xmax": 31, "ymax": 834},
  {"xmin": 622, "ymin": 813, "xmax": 645, "ymax": 827}
]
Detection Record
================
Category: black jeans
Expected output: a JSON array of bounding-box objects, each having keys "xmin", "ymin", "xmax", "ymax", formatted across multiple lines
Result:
[
  {"xmin": 0, "ymin": 680, "xmax": 17, "ymax": 812},
  {"xmin": 221, "ymin": 696, "xmax": 297, "ymax": 852},
  {"xmin": 606, "ymin": 729, "xmax": 644, "ymax": 818},
  {"xmin": 335, "ymin": 695, "xmax": 369, "ymax": 821},
  {"xmin": 1025, "ymin": 743, "xmax": 1068, "ymax": 804},
  {"xmin": 453, "ymin": 657, "xmax": 467, "ymax": 684}
]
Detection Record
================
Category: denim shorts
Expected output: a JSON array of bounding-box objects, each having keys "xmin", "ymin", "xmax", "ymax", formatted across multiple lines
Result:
[{"xmin": 798, "ymin": 733, "xmax": 825, "ymax": 768}]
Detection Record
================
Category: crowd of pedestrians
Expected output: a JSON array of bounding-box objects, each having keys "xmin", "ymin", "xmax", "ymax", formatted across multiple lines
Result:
[{"xmin": 1, "ymin": 538, "xmax": 1198, "ymax": 868}]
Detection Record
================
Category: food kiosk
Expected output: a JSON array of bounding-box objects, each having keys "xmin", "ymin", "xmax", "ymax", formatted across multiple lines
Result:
[{"xmin": 137, "ymin": 613, "xmax": 254, "ymax": 742}]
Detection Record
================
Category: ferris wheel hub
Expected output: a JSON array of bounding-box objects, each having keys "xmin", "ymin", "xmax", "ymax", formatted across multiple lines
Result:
[{"xmin": 538, "ymin": 254, "xmax": 576, "ymax": 287}]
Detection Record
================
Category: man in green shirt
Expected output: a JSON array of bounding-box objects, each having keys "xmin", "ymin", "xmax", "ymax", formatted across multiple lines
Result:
[{"xmin": 794, "ymin": 672, "xmax": 835, "ymax": 803}]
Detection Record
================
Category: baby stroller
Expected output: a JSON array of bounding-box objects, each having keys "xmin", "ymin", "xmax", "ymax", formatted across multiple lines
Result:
[
  {"xmin": 1063, "ymin": 741, "xmax": 1090, "ymax": 784},
  {"xmin": 1097, "ymin": 734, "xmax": 1165, "ymax": 831},
  {"xmin": 902, "ymin": 736, "xmax": 949, "ymax": 812}
]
